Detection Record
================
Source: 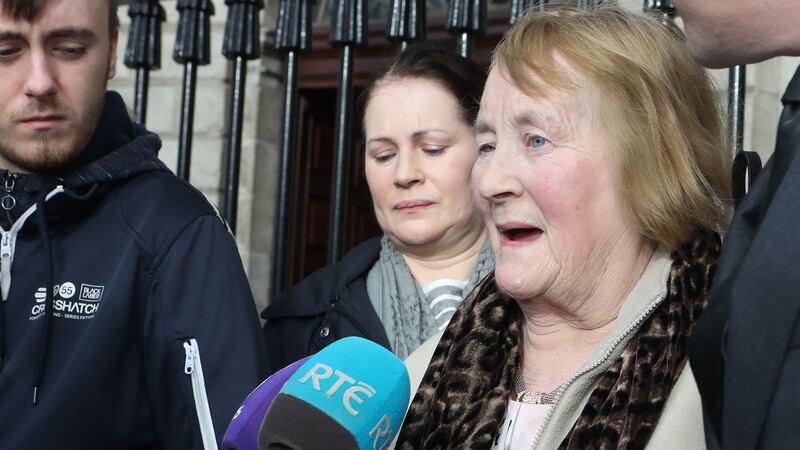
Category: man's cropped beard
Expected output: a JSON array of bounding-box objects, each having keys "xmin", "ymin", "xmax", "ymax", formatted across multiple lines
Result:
[
  {"xmin": 0, "ymin": 130, "xmax": 78, "ymax": 173},
  {"xmin": 0, "ymin": 84, "xmax": 107, "ymax": 174}
]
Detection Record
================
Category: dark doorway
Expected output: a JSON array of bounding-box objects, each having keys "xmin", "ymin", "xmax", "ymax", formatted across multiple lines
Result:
[{"xmin": 287, "ymin": 88, "xmax": 381, "ymax": 285}]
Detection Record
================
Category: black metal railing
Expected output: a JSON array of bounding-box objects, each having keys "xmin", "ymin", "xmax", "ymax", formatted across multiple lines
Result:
[
  {"xmin": 511, "ymin": 0, "xmax": 544, "ymax": 23},
  {"xmin": 221, "ymin": 0, "xmax": 264, "ymax": 233},
  {"xmin": 645, "ymin": 0, "xmax": 676, "ymax": 21},
  {"xmin": 327, "ymin": 0, "xmax": 368, "ymax": 265},
  {"xmin": 447, "ymin": 0, "xmax": 486, "ymax": 58},
  {"xmin": 125, "ymin": 0, "xmax": 166, "ymax": 125},
  {"xmin": 122, "ymin": 0, "xmax": 753, "ymax": 297},
  {"xmin": 272, "ymin": 0, "xmax": 314, "ymax": 297},
  {"xmin": 174, "ymin": 0, "xmax": 216, "ymax": 181},
  {"xmin": 729, "ymin": 64, "xmax": 762, "ymax": 208},
  {"xmin": 388, "ymin": 0, "xmax": 426, "ymax": 50}
]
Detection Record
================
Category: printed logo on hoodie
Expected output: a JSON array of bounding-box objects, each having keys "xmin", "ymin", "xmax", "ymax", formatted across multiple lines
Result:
[{"xmin": 29, "ymin": 282, "xmax": 105, "ymax": 321}]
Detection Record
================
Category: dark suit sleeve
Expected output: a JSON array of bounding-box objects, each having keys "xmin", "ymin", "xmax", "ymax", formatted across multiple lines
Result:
[
  {"xmin": 717, "ymin": 154, "xmax": 800, "ymax": 449},
  {"xmin": 760, "ymin": 323, "xmax": 800, "ymax": 449}
]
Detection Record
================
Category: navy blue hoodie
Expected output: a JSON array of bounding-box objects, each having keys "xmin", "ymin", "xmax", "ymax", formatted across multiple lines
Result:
[{"xmin": 0, "ymin": 92, "xmax": 267, "ymax": 449}]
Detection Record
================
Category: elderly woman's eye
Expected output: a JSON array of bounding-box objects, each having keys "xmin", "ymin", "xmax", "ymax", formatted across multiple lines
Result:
[
  {"xmin": 526, "ymin": 134, "xmax": 550, "ymax": 149},
  {"xmin": 478, "ymin": 144, "xmax": 495, "ymax": 153}
]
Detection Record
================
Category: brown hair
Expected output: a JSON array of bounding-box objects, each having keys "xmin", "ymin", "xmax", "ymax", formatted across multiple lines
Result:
[
  {"xmin": 360, "ymin": 42, "xmax": 487, "ymax": 128},
  {"xmin": 494, "ymin": 5, "xmax": 731, "ymax": 250},
  {"xmin": 0, "ymin": 0, "xmax": 120, "ymax": 34}
]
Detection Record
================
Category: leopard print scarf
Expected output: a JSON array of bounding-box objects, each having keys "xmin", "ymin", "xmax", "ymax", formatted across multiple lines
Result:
[{"xmin": 396, "ymin": 230, "xmax": 720, "ymax": 449}]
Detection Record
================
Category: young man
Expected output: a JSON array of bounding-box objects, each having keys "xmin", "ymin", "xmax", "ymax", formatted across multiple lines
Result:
[
  {"xmin": 0, "ymin": 1, "xmax": 267, "ymax": 448},
  {"xmin": 673, "ymin": 0, "xmax": 800, "ymax": 449}
]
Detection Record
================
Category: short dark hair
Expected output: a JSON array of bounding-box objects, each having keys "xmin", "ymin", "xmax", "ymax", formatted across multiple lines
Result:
[
  {"xmin": 0, "ymin": 0, "xmax": 120, "ymax": 34},
  {"xmin": 360, "ymin": 43, "xmax": 487, "ymax": 127}
]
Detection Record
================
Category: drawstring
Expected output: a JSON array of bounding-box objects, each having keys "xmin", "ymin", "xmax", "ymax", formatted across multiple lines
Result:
[
  {"xmin": 32, "ymin": 192, "xmax": 53, "ymax": 405},
  {"xmin": 0, "ymin": 286, "xmax": 4, "ymax": 373},
  {"xmin": 0, "ymin": 171, "xmax": 14, "ymax": 374},
  {"xmin": 29, "ymin": 185, "xmax": 90, "ymax": 404},
  {"xmin": 0, "ymin": 183, "xmax": 84, "ymax": 404}
]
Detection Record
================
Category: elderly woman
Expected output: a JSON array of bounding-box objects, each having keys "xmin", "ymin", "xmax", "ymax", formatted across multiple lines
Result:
[
  {"xmin": 261, "ymin": 44, "xmax": 494, "ymax": 372},
  {"xmin": 397, "ymin": 6, "xmax": 730, "ymax": 450}
]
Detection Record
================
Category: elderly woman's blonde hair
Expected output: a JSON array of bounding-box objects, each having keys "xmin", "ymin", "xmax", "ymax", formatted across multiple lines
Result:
[{"xmin": 493, "ymin": 5, "xmax": 731, "ymax": 250}]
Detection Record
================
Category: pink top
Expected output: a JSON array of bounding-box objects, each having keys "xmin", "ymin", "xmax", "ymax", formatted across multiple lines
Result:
[{"xmin": 492, "ymin": 400, "xmax": 555, "ymax": 450}]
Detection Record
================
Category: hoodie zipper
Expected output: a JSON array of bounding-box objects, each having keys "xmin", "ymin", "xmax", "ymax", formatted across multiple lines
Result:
[
  {"xmin": 0, "ymin": 186, "xmax": 64, "ymax": 302},
  {"xmin": 2, "ymin": 172, "xmax": 17, "ymax": 212},
  {"xmin": 527, "ymin": 294, "xmax": 665, "ymax": 450},
  {"xmin": 183, "ymin": 339, "xmax": 219, "ymax": 450}
]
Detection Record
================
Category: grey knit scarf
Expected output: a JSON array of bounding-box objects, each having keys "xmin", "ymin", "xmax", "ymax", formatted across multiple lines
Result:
[{"xmin": 366, "ymin": 235, "xmax": 494, "ymax": 359}]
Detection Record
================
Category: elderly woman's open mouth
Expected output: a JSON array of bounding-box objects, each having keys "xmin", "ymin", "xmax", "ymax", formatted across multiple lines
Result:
[{"xmin": 496, "ymin": 223, "xmax": 543, "ymax": 245}]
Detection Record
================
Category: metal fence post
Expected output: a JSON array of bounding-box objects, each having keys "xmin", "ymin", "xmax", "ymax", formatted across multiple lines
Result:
[
  {"xmin": 271, "ymin": 0, "xmax": 313, "ymax": 297},
  {"xmin": 728, "ymin": 65, "xmax": 762, "ymax": 207},
  {"xmin": 174, "ymin": 0, "xmax": 216, "ymax": 181},
  {"xmin": 388, "ymin": 0, "xmax": 426, "ymax": 50},
  {"xmin": 327, "ymin": 0, "xmax": 367, "ymax": 264},
  {"xmin": 729, "ymin": 66, "xmax": 746, "ymax": 156},
  {"xmin": 644, "ymin": 0, "xmax": 676, "ymax": 22},
  {"xmin": 221, "ymin": 0, "xmax": 264, "ymax": 233},
  {"xmin": 447, "ymin": 0, "xmax": 486, "ymax": 59},
  {"xmin": 511, "ymin": 0, "xmax": 544, "ymax": 24},
  {"xmin": 124, "ymin": 0, "xmax": 166, "ymax": 125}
]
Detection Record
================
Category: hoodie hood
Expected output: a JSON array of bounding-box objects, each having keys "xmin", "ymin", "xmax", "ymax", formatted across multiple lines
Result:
[{"xmin": 59, "ymin": 90, "xmax": 170, "ymax": 188}]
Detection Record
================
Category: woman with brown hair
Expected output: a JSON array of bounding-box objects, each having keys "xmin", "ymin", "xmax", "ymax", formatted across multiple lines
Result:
[{"xmin": 262, "ymin": 44, "xmax": 494, "ymax": 372}]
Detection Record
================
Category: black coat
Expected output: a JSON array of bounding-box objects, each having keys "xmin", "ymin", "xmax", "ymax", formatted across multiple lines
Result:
[
  {"xmin": 0, "ymin": 93, "xmax": 267, "ymax": 450},
  {"xmin": 261, "ymin": 237, "xmax": 391, "ymax": 375},
  {"xmin": 690, "ymin": 71, "xmax": 800, "ymax": 449}
]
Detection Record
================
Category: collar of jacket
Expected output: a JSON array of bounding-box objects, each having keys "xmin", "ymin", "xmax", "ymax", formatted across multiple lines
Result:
[
  {"xmin": 262, "ymin": 236, "xmax": 382, "ymax": 319},
  {"xmin": 58, "ymin": 90, "xmax": 169, "ymax": 188}
]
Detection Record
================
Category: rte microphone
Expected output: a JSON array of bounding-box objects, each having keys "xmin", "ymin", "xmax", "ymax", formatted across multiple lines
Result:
[
  {"xmin": 258, "ymin": 337, "xmax": 410, "ymax": 450},
  {"xmin": 223, "ymin": 357, "xmax": 312, "ymax": 450}
]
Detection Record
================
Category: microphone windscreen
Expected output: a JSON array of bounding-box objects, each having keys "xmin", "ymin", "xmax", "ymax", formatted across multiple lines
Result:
[
  {"xmin": 223, "ymin": 356, "xmax": 311, "ymax": 450},
  {"xmin": 259, "ymin": 337, "xmax": 410, "ymax": 450}
]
